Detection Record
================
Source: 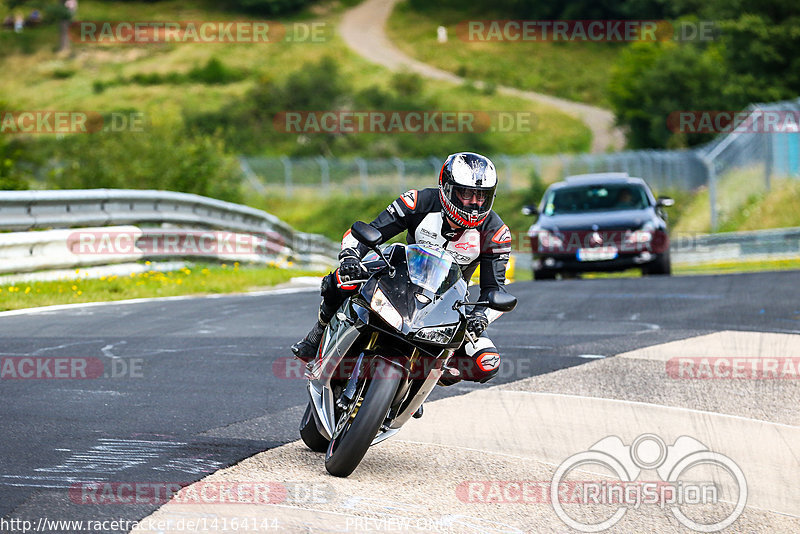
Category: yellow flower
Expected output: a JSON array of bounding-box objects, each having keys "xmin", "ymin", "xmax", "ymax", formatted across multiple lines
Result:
[
  {"xmin": 221, "ymin": 263, "xmax": 227, "ymax": 269},
  {"xmin": 77, "ymin": 290, "xmax": 83, "ymax": 296},
  {"xmin": 24, "ymin": 287, "xmax": 31, "ymax": 294},
  {"xmin": 145, "ymin": 261, "xmax": 151, "ymax": 265},
  {"xmin": 71, "ymin": 285, "xmax": 78, "ymax": 291}
]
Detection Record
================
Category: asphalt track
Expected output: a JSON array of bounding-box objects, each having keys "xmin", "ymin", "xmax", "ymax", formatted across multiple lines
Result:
[{"xmin": 1, "ymin": 271, "xmax": 799, "ymax": 532}]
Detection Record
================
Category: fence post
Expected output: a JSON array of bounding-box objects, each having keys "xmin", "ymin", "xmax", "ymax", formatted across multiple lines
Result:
[
  {"xmin": 238, "ymin": 156, "xmax": 265, "ymax": 195},
  {"xmin": 317, "ymin": 156, "xmax": 330, "ymax": 192},
  {"xmin": 280, "ymin": 156, "xmax": 293, "ymax": 197},
  {"xmin": 764, "ymin": 133, "xmax": 773, "ymax": 190},
  {"xmin": 392, "ymin": 158, "xmax": 405, "ymax": 191},
  {"xmin": 703, "ymin": 156, "xmax": 718, "ymax": 232},
  {"xmin": 355, "ymin": 158, "xmax": 368, "ymax": 194}
]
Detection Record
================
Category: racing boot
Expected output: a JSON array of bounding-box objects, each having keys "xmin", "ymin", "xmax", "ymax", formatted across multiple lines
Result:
[{"xmin": 291, "ymin": 320, "xmax": 326, "ymax": 364}]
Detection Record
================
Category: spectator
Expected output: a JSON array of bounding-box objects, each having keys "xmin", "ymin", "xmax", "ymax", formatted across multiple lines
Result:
[{"xmin": 14, "ymin": 12, "xmax": 23, "ymax": 33}]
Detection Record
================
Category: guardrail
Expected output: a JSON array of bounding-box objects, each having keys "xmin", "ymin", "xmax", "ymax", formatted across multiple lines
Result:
[
  {"xmin": 671, "ymin": 226, "xmax": 800, "ymax": 264},
  {"xmin": 0, "ymin": 189, "xmax": 340, "ymax": 275}
]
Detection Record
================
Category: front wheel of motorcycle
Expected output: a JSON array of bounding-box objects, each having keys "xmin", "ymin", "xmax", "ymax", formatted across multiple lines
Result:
[
  {"xmin": 325, "ymin": 358, "xmax": 402, "ymax": 477},
  {"xmin": 300, "ymin": 402, "xmax": 330, "ymax": 452}
]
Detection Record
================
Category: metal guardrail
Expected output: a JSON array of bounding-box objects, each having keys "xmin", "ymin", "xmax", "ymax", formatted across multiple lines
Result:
[
  {"xmin": 0, "ymin": 189, "xmax": 340, "ymax": 274},
  {"xmin": 671, "ymin": 227, "xmax": 800, "ymax": 264}
]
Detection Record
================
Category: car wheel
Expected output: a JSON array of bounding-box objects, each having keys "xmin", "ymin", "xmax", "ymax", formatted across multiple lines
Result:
[{"xmin": 642, "ymin": 251, "xmax": 671, "ymax": 276}]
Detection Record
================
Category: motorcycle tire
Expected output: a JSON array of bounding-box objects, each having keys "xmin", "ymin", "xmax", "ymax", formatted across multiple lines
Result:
[{"xmin": 325, "ymin": 358, "xmax": 402, "ymax": 477}]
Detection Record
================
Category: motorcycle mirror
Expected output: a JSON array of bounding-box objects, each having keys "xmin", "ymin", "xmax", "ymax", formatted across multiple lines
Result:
[
  {"xmin": 351, "ymin": 221, "xmax": 395, "ymax": 276},
  {"xmin": 351, "ymin": 221, "xmax": 382, "ymax": 248},
  {"xmin": 487, "ymin": 291, "xmax": 517, "ymax": 312}
]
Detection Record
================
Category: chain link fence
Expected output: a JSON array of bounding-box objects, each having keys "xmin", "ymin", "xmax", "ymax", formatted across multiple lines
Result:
[{"xmin": 241, "ymin": 97, "xmax": 800, "ymax": 231}]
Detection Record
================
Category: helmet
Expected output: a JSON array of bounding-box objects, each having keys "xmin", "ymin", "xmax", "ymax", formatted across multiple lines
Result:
[{"xmin": 438, "ymin": 152, "xmax": 497, "ymax": 228}]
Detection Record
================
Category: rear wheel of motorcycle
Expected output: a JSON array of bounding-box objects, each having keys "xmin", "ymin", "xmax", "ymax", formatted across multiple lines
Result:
[
  {"xmin": 325, "ymin": 358, "xmax": 402, "ymax": 477},
  {"xmin": 300, "ymin": 402, "xmax": 329, "ymax": 452}
]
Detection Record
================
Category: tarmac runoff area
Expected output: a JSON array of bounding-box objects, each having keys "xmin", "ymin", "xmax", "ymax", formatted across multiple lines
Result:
[{"xmin": 131, "ymin": 330, "xmax": 800, "ymax": 533}]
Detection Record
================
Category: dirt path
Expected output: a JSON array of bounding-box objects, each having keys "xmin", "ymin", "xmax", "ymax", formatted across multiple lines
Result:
[{"xmin": 339, "ymin": 0, "xmax": 626, "ymax": 153}]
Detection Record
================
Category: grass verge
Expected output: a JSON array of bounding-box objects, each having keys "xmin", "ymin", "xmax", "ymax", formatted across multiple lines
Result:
[
  {"xmin": 0, "ymin": 263, "xmax": 323, "ymax": 312},
  {"xmin": 1, "ymin": 0, "xmax": 590, "ymax": 156},
  {"xmin": 386, "ymin": 2, "xmax": 622, "ymax": 107}
]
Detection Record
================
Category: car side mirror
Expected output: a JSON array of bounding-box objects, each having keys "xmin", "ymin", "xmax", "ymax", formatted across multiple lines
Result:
[
  {"xmin": 521, "ymin": 205, "xmax": 538, "ymax": 216},
  {"xmin": 487, "ymin": 291, "xmax": 517, "ymax": 312},
  {"xmin": 656, "ymin": 197, "xmax": 674, "ymax": 208},
  {"xmin": 351, "ymin": 221, "xmax": 382, "ymax": 248}
]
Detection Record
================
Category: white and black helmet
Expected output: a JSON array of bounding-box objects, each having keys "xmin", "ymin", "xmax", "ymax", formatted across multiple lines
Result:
[{"xmin": 438, "ymin": 152, "xmax": 497, "ymax": 228}]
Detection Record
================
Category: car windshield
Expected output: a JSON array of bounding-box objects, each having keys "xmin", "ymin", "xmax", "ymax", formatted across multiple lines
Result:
[
  {"xmin": 543, "ymin": 184, "xmax": 649, "ymax": 215},
  {"xmin": 405, "ymin": 244, "xmax": 461, "ymax": 295}
]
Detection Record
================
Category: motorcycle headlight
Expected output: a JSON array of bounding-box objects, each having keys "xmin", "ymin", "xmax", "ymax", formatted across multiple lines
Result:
[
  {"xmin": 414, "ymin": 324, "xmax": 458, "ymax": 345},
  {"xmin": 370, "ymin": 288, "xmax": 403, "ymax": 331}
]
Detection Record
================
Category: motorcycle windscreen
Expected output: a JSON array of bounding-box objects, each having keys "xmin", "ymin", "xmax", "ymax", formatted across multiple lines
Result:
[{"xmin": 405, "ymin": 244, "xmax": 461, "ymax": 295}]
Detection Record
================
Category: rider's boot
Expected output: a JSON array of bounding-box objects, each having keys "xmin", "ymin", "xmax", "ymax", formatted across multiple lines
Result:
[{"xmin": 291, "ymin": 319, "xmax": 327, "ymax": 364}]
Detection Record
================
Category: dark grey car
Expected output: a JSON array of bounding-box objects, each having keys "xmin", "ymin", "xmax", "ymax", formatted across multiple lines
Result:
[{"xmin": 523, "ymin": 173, "xmax": 674, "ymax": 279}]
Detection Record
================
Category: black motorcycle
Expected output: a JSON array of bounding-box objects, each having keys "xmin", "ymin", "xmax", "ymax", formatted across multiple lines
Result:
[{"xmin": 299, "ymin": 221, "xmax": 517, "ymax": 477}]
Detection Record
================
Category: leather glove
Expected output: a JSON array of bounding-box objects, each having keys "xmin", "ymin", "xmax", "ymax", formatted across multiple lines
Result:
[
  {"xmin": 338, "ymin": 248, "xmax": 368, "ymax": 282},
  {"xmin": 466, "ymin": 312, "xmax": 489, "ymax": 339}
]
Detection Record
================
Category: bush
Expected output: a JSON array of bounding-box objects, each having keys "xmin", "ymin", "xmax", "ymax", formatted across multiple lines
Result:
[
  {"xmin": 42, "ymin": 127, "xmax": 242, "ymax": 202},
  {"xmin": 219, "ymin": 0, "xmax": 317, "ymax": 15},
  {"xmin": 0, "ymin": 137, "xmax": 31, "ymax": 191}
]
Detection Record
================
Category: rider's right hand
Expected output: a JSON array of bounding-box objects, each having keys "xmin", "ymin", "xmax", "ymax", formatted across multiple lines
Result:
[{"xmin": 338, "ymin": 249, "xmax": 368, "ymax": 282}]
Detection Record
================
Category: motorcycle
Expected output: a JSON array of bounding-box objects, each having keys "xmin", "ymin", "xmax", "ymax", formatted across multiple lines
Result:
[{"xmin": 299, "ymin": 221, "xmax": 517, "ymax": 477}]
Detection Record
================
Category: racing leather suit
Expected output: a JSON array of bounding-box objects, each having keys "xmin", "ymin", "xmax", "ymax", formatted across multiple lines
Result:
[{"xmin": 314, "ymin": 187, "xmax": 512, "ymax": 383}]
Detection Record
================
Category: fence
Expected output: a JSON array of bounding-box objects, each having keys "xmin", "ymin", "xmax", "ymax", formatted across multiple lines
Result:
[{"xmin": 241, "ymin": 98, "xmax": 800, "ymax": 232}]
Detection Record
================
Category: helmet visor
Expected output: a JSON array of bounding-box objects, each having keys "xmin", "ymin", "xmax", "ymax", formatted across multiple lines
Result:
[{"xmin": 454, "ymin": 186, "xmax": 490, "ymax": 206}]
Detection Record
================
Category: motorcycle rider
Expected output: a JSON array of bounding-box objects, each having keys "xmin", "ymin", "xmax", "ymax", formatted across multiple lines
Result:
[{"xmin": 291, "ymin": 152, "xmax": 512, "ymax": 386}]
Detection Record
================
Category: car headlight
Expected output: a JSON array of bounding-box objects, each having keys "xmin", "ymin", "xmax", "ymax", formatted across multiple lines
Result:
[
  {"xmin": 370, "ymin": 288, "xmax": 403, "ymax": 331},
  {"xmin": 536, "ymin": 230, "xmax": 563, "ymax": 250},
  {"xmin": 414, "ymin": 324, "xmax": 458, "ymax": 345},
  {"xmin": 625, "ymin": 230, "xmax": 653, "ymax": 245}
]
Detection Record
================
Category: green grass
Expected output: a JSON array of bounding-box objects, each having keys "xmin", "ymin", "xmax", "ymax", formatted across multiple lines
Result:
[
  {"xmin": 253, "ymin": 188, "xmax": 540, "ymax": 242},
  {"xmin": 386, "ymin": 2, "xmax": 623, "ymax": 107},
  {"xmin": 0, "ymin": 263, "xmax": 322, "ymax": 312},
  {"xmin": 674, "ymin": 173, "xmax": 799, "ymax": 234},
  {"xmin": 0, "ymin": 0, "xmax": 590, "ymax": 155}
]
